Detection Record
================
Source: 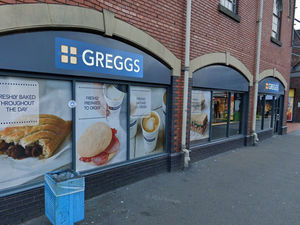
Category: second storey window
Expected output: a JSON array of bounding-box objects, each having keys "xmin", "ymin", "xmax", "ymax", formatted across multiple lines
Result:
[
  {"xmin": 220, "ymin": 0, "xmax": 237, "ymax": 13},
  {"xmin": 272, "ymin": 0, "xmax": 281, "ymax": 40}
]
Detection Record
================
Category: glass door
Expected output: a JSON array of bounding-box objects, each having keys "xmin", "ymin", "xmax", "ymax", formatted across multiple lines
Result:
[{"xmin": 273, "ymin": 96, "xmax": 281, "ymax": 134}]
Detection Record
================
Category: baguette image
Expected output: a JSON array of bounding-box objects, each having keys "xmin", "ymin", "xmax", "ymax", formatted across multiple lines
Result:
[
  {"xmin": 0, "ymin": 114, "xmax": 71, "ymax": 159},
  {"xmin": 191, "ymin": 113, "xmax": 208, "ymax": 135}
]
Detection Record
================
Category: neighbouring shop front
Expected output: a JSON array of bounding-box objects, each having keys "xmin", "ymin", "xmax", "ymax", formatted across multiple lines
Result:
[
  {"xmin": 189, "ymin": 65, "xmax": 249, "ymax": 159},
  {"xmin": 287, "ymin": 89, "xmax": 294, "ymax": 122},
  {"xmin": 0, "ymin": 30, "xmax": 173, "ymax": 212},
  {"xmin": 255, "ymin": 77, "xmax": 285, "ymax": 136}
]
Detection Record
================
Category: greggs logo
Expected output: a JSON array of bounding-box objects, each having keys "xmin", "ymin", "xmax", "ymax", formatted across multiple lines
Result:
[
  {"xmin": 60, "ymin": 45, "xmax": 77, "ymax": 64},
  {"xmin": 55, "ymin": 37, "xmax": 143, "ymax": 78}
]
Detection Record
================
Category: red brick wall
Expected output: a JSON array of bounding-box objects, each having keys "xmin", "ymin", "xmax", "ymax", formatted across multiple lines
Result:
[
  {"xmin": 190, "ymin": 0, "xmax": 293, "ymax": 132},
  {"xmin": 0, "ymin": 0, "xmax": 187, "ymax": 152},
  {"xmin": 0, "ymin": 0, "xmax": 294, "ymax": 151}
]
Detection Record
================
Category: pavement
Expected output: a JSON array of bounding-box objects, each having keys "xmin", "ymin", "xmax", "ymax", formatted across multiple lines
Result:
[
  {"xmin": 287, "ymin": 122, "xmax": 300, "ymax": 133},
  {"xmin": 21, "ymin": 129, "xmax": 300, "ymax": 225}
]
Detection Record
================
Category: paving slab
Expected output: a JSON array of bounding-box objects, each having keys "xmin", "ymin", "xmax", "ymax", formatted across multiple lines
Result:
[{"xmin": 20, "ymin": 130, "xmax": 300, "ymax": 225}]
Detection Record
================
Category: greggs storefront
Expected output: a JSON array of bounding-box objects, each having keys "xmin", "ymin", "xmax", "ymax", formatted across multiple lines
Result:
[
  {"xmin": 189, "ymin": 53, "xmax": 253, "ymax": 161},
  {"xmin": 0, "ymin": 5, "xmax": 181, "ymax": 224}
]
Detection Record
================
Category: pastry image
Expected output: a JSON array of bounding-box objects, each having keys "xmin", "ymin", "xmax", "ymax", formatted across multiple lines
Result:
[
  {"xmin": 0, "ymin": 114, "xmax": 72, "ymax": 159},
  {"xmin": 77, "ymin": 122, "xmax": 120, "ymax": 166},
  {"xmin": 191, "ymin": 113, "xmax": 208, "ymax": 135}
]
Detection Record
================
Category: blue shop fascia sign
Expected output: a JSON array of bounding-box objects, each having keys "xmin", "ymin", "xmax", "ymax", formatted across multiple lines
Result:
[
  {"xmin": 55, "ymin": 37, "xmax": 143, "ymax": 78},
  {"xmin": 265, "ymin": 81, "xmax": 279, "ymax": 93}
]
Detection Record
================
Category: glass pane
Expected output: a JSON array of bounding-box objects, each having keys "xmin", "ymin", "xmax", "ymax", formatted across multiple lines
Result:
[
  {"xmin": 75, "ymin": 82, "xmax": 127, "ymax": 171},
  {"xmin": 229, "ymin": 93, "xmax": 243, "ymax": 136},
  {"xmin": 273, "ymin": 96, "xmax": 280, "ymax": 130},
  {"xmin": 190, "ymin": 90, "xmax": 211, "ymax": 143},
  {"xmin": 273, "ymin": 17, "xmax": 278, "ymax": 26},
  {"xmin": 264, "ymin": 95, "xmax": 273, "ymax": 129},
  {"xmin": 0, "ymin": 77, "xmax": 72, "ymax": 191},
  {"xmin": 256, "ymin": 95, "xmax": 263, "ymax": 131},
  {"xmin": 212, "ymin": 91, "xmax": 228, "ymax": 140},
  {"xmin": 130, "ymin": 87, "xmax": 166, "ymax": 159},
  {"xmin": 272, "ymin": 23, "xmax": 277, "ymax": 32},
  {"xmin": 273, "ymin": 0, "xmax": 278, "ymax": 14}
]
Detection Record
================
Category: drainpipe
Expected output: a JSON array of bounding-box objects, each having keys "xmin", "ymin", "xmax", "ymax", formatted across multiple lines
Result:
[
  {"xmin": 181, "ymin": 0, "xmax": 192, "ymax": 167},
  {"xmin": 252, "ymin": 0, "xmax": 264, "ymax": 144}
]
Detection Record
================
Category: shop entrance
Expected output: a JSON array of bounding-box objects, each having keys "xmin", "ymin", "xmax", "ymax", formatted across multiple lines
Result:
[
  {"xmin": 273, "ymin": 96, "xmax": 282, "ymax": 134},
  {"xmin": 256, "ymin": 77, "xmax": 285, "ymax": 134}
]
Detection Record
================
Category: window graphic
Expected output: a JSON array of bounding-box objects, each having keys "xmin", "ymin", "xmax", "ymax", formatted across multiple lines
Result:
[{"xmin": 61, "ymin": 45, "xmax": 77, "ymax": 64}]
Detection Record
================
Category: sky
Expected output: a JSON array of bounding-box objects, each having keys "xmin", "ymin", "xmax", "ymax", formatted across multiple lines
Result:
[{"xmin": 295, "ymin": 0, "xmax": 300, "ymax": 29}]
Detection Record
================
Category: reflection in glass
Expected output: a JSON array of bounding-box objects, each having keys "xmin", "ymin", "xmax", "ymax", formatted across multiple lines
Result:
[
  {"xmin": 264, "ymin": 95, "xmax": 273, "ymax": 129},
  {"xmin": 229, "ymin": 93, "xmax": 243, "ymax": 136},
  {"xmin": 212, "ymin": 91, "xmax": 228, "ymax": 140},
  {"xmin": 256, "ymin": 95, "xmax": 263, "ymax": 131}
]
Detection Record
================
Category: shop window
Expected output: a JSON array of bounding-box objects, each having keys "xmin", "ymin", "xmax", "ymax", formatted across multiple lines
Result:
[
  {"xmin": 129, "ymin": 86, "xmax": 166, "ymax": 159},
  {"xmin": 190, "ymin": 90, "xmax": 211, "ymax": 143},
  {"xmin": 212, "ymin": 91, "xmax": 229, "ymax": 140},
  {"xmin": 0, "ymin": 77, "xmax": 72, "ymax": 191},
  {"xmin": 287, "ymin": 89, "xmax": 294, "ymax": 121},
  {"xmin": 264, "ymin": 95, "xmax": 274, "ymax": 129},
  {"xmin": 190, "ymin": 89, "xmax": 245, "ymax": 144},
  {"xmin": 256, "ymin": 95, "xmax": 264, "ymax": 131},
  {"xmin": 75, "ymin": 82, "xmax": 127, "ymax": 171},
  {"xmin": 229, "ymin": 92, "xmax": 243, "ymax": 136}
]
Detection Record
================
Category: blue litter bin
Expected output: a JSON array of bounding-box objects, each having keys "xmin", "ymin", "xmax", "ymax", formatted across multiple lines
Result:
[{"xmin": 44, "ymin": 170, "xmax": 85, "ymax": 225}]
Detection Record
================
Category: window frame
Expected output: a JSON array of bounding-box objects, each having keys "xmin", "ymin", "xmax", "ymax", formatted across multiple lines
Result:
[
  {"xmin": 218, "ymin": 0, "xmax": 241, "ymax": 23},
  {"xmin": 0, "ymin": 70, "xmax": 171, "ymax": 196},
  {"xmin": 220, "ymin": 0, "xmax": 237, "ymax": 13},
  {"xmin": 190, "ymin": 87, "xmax": 247, "ymax": 146},
  {"xmin": 271, "ymin": 0, "xmax": 283, "ymax": 46}
]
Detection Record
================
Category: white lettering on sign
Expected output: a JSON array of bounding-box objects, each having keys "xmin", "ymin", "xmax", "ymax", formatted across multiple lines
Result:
[
  {"xmin": 82, "ymin": 49, "xmax": 140, "ymax": 72},
  {"xmin": 0, "ymin": 79, "xmax": 39, "ymax": 128},
  {"xmin": 266, "ymin": 82, "xmax": 279, "ymax": 92}
]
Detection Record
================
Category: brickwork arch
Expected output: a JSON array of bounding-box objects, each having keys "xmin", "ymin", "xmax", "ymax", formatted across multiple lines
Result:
[
  {"xmin": 190, "ymin": 52, "xmax": 253, "ymax": 86},
  {"xmin": 259, "ymin": 69, "xmax": 287, "ymax": 90},
  {"xmin": 0, "ymin": 4, "xmax": 181, "ymax": 76}
]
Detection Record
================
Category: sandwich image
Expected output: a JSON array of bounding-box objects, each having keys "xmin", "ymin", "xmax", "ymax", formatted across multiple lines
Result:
[
  {"xmin": 0, "ymin": 114, "xmax": 71, "ymax": 159},
  {"xmin": 77, "ymin": 122, "xmax": 120, "ymax": 166},
  {"xmin": 191, "ymin": 113, "xmax": 208, "ymax": 135}
]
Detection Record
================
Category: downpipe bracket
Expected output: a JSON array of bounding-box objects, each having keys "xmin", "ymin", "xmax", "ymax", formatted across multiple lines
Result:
[
  {"xmin": 252, "ymin": 132, "xmax": 259, "ymax": 146},
  {"xmin": 182, "ymin": 148, "xmax": 191, "ymax": 168}
]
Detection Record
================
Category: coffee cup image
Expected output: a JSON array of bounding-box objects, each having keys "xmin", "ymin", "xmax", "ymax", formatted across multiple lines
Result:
[
  {"xmin": 103, "ymin": 84, "xmax": 124, "ymax": 117},
  {"xmin": 141, "ymin": 111, "xmax": 161, "ymax": 152}
]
